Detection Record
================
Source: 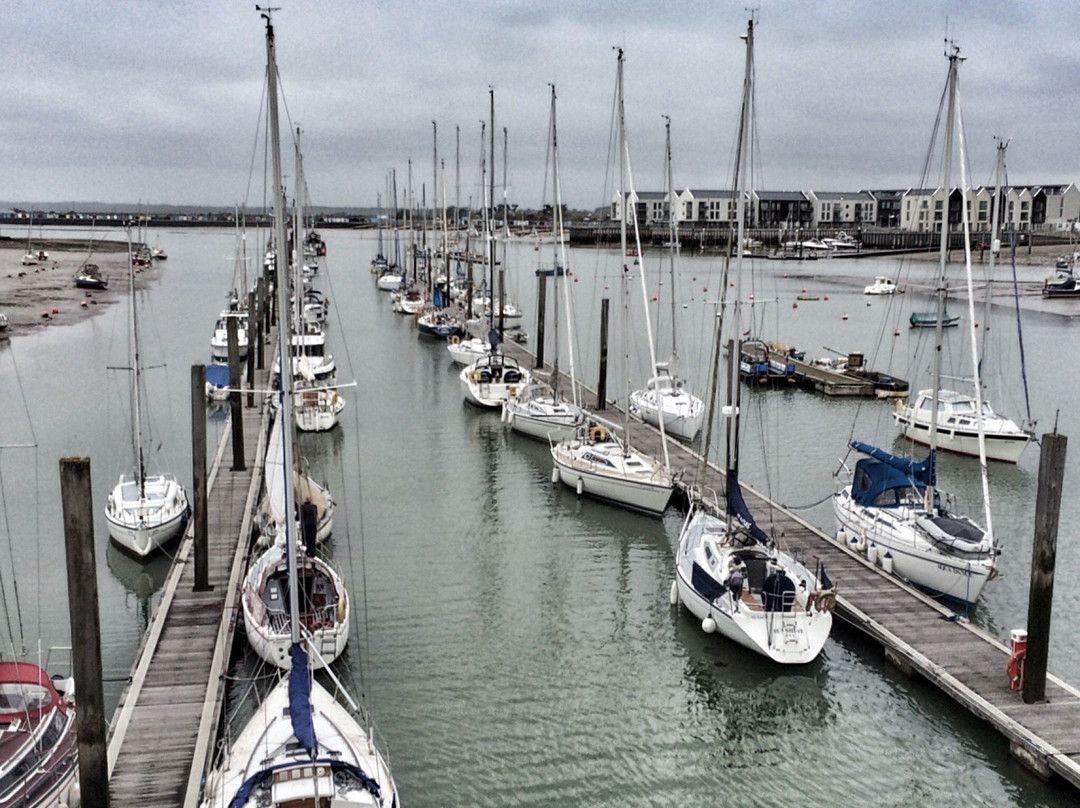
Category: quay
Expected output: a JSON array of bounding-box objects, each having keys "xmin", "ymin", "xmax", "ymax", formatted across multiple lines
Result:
[
  {"xmin": 493, "ymin": 326, "xmax": 1080, "ymax": 790},
  {"xmin": 105, "ymin": 361, "xmax": 272, "ymax": 807}
]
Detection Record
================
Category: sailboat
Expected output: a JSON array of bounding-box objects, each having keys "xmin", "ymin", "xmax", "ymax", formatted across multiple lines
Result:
[
  {"xmin": 629, "ymin": 117, "xmax": 704, "ymax": 441},
  {"xmin": 672, "ymin": 18, "xmax": 833, "ymax": 664},
  {"xmin": 833, "ymin": 43, "xmax": 997, "ymax": 606},
  {"xmin": 203, "ymin": 14, "xmax": 395, "ymax": 805},
  {"xmin": 503, "ymin": 84, "xmax": 588, "ymax": 442},
  {"xmin": 20, "ymin": 211, "xmax": 46, "ymax": 266},
  {"xmin": 105, "ymin": 227, "xmax": 191, "ymax": 557},
  {"xmin": 893, "ymin": 139, "xmax": 1033, "ymax": 464},
  {"xmin": 550, "ymin": 49, "xmax": 675, "ymax": 516}
]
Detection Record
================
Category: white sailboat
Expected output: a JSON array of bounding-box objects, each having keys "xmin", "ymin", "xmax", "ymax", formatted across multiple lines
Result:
[
  {"xmin": 833, "ymin": 43, "xmax": 997, "ymax": 606},
  {"xmin": 673, "ymin": 18, "xmax": 833, "ymax": 663},
  {"xmin": 503, "ymin": 84, "xmax": 588, "ymax": 443},
  {"xmin": 892, "ymin": 139, "xmax": 1033, "ymax": 465},
  {"xmin": 550, "ymin": 49, "xmax": 674, "ymax": 516},
  {"xmin": 629, "ymin": 117, "xmax": 704, "ymax": 441},
  {"xmin": 105, "ymin": 228, "xmax": 190, "ymax": 557},
  {"xmin": 206, "ymin": 19, "xmax": 394, "ymax": 805}
]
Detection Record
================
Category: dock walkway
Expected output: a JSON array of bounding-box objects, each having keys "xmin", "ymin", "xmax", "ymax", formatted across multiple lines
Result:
[
  {"xmin": 496, "ymin": 332, "xmax": 1080, "ymax": 789},
  {"xmin": 106, "ymin": 369, "xmax": 271, "ymax": 807}
]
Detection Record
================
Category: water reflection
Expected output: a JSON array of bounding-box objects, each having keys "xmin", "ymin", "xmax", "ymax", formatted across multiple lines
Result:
[{"xmin": 105, "ymin": 542, "xmax": 172, "ymax": 633}]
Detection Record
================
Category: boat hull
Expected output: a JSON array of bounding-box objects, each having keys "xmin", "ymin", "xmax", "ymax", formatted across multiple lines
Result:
[
  {"xmin": 105, "ymin": 475, "xmax": 190, "ymax": 557},
  {"xmin": 833, "ymin": 489, "xmax": 992, "ymax": 604},
  {"xmin": 550, "ymin": 438, "xmax": 672, "ymax": 515}
]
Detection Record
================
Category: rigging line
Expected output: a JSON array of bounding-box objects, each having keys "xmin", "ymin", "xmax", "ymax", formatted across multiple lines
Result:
[
  {"xmin": 1002, "ymin": 168, "xmax": 1034, "ymax": 426},
  {"xmin": 0, "ymin": 457, "xmax": 20, "ymax": 652},
  {"xmin": 245, "ymin": 70, "xmax": 269, "ymax": 209},
  {"xmin": 782, "ymin": 491, "xmax": 836, "ymax": 511}
]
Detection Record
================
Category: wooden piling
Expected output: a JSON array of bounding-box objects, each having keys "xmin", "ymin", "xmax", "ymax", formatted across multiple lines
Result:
[
  {"xmin": 534, "ymin": 273, "xmax": 547, "ymax": 369},
  {"xmin": 191, "ymin": 365, "xmax": 210, "ymax": 593},
  {"xmin": 255, "ymin": 277, "xmax": 266, "ymax": 371},
  {"xmin": 59, "ymin": 457, "xmax": 110, "ymax": 808},
  {"xmin": 226, "ymin": 317, "xmax": 245, "ymax": 472},
  {"xmin": 596, "ymin": 297, "xmax": 609, "ymax": 410},
  {"xmin": 246, "ymin": 289, "xmax": 256, "ymax": 407},
  {"xmin": 1023, "ymin": 431, "xmax": 1067, "ymax": 704}
]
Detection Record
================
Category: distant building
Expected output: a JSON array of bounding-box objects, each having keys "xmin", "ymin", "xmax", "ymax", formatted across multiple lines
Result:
[{"xmin": 807, "ymin": 191, "xmax": 876, "ymax": 228}]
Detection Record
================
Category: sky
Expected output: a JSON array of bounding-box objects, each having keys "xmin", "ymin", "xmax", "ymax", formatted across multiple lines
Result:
[{"xmin": 3, "ymin": 0, "xmax": 1079, "ymax": 211}]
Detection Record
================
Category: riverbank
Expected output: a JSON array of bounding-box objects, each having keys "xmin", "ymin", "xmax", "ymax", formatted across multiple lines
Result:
[{"xmin": 0, "ymin": 239, "xmax": 144, "ymax": 338}]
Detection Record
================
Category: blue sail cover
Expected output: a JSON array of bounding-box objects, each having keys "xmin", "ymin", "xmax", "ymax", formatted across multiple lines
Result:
[
  {"xmin": 289, "ymin": 644, "xmax": 317, "ymax": 753},
  {"xmin": 726, "ymin": 473, "xmax": 770, "ymax": 544},
  {"xmin": 848, "ymin": 441, "xmax": 936, "ymax": 508},
  {"xmin": 433, "ymin": 286, "xmax": 443, "ymax": 309},
  {"xmin": 205, "ymin": 363, "xmax": 230, "ymax": 389},
  {"xmin": 850, "ymin": 440, "xmax": 935, "ymax": 488}
]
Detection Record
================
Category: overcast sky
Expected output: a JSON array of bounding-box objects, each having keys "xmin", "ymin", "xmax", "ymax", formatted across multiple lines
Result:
[{"xmin": 3, "ymin": 0, "xmax": 1078, "ymax": 210}]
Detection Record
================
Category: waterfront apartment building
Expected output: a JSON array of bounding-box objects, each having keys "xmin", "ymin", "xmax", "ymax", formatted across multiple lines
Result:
[{"xmin": 612, "ymin": 183, "xmax": 1080, "ymax": 232}]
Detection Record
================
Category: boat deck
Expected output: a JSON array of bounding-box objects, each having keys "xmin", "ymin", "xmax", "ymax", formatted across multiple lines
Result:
[
  {"xmin": 106, "ymin": 364, "xmax": 271, "ymax": 807},
  {"xmin": 497, "ymin": 332, "xmax": 1080, "ymax": 789}
]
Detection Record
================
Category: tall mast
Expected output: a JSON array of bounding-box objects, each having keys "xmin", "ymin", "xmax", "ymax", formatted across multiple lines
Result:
[
  {"xmin": 547, "ymin": 84, "xmax": 562, "ymax": 399},
  {"xmin": 615, "ymin": 49, "xmax": 632, "ymax": 450},
  {"xmin": 953, "ymin": 53, "xmax": 995, "ymax": 546},
  {"xmin": 663, "ymin": 114, "xmax": 679, "ymax": 364},
  {"xmin": 925, "ymin": 44, "xmax": 960, "ymax": 514},
  {"xmin": 126, "ymin": 226, "xmax": 146, "ymax": 495},
  {"xmin": 489, "ymin": 88, "xmax": 496, "ymax": 339},
  {"xmin": 727, "ymin": 18, "xmax": 754, "ymax": 484},
  {"xmin": 262, "ymin": 6, "xmax": 302, "ymax": 646}
]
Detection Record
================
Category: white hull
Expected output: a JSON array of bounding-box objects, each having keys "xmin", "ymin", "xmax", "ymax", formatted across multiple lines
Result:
[
  {"xmin": 376, "ymin": 272, "xmax": 405, "ymax": 291},
  {"xmin": 293, "ymin": 387, "xmax": 344, "ymax": 432},
  {"xmin": 106, "ymin": 474, "xmax": 190, "ymax": 557},
  {"xmin": 894, "ymin": 408, "xmax": 1030, "ymax": 463},
  {"xmin": 460, "ymin": 354, "xmax": 531, "ymax": 408},
  {"xmin": 242, "ymin": 541, "xmax": 349, "ymax": 670},
  {"xmin": 502, "ymin": 389, "xmax": 587, "ymax": 443},
  {"xmin": 833, "ymin": 488, "xmax": 992, "ymax": 604},
  {"xmin": 448, "ymin": 337, "xmax": 489, "ymax": 366},
  {"xmin": 674, "ymin": 509, "xmax": 831, "ymax": 663},
  {"xmin": 629, "ymin": 387, "xmax": 705, "ymax": 441},
  {"xmin": 550, "ymin": 433, "xmax": 672, "ymax": 515},
  {"xmin": 199, "ymin": 675, "xmax": 397, "ymax": 808}
]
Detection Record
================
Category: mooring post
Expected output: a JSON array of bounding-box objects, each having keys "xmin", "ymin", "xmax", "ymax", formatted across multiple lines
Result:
[
  {"xmin": 59, "ymin": 457, "xmax": 110, "ymax": 808},
  {"xmin": 1023, "ymin": 431, "xmax": 1067, "ymax": 704},
  {"xmin": 596, "ymin": 297, "xmax": 610, "ymax": 410},
  {"xmin": 255, "ymin": 276, "xmax": 266, "ymax": 371},
  {"xmin": 226, "ymin": 316, "xmax": 245, "ymax": 472},
  {"xmin": 191, "ymin": 365, "xmax": 210, "ymax": 592},
  {"xmin": 534, "ymin": 272, "xmax": 547, "ymax": 370},
  {"xmin": 246, "ymin": 289, "xmax": 256, "ymax": 408}
]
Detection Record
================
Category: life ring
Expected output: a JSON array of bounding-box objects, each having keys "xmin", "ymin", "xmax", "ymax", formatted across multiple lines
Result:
[
  {"xmin": 590, "ymin": 426, "xmax": 607, "ymax": 443},
  {"xmin": 469, "ymin": 370, "xmax": 479, "ymax": 383},
  {"xmin": 815, "ymin": 589, "xmax": 837, "ymax": 613},
  {"xmin": 450, "ymin": 335, "xmax": 461, "ymax": 345}
]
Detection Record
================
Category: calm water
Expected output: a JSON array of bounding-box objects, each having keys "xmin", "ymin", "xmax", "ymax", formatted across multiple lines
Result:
[{"xmin": 0, "ymin": 226, "xmax": 1077, "ymax": 806}]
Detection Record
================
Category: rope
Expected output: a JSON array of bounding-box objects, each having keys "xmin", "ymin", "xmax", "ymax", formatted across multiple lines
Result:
[{"xmin": 782, "ymin": 491, "xmax": 836, "ymax": 511}]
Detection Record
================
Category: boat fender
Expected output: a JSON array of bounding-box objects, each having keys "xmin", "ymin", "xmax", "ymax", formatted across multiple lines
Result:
[
  {"xmin": 508, "ymin": 386, "xmax": 517, "ymax": 398},
  {"xmin": 551, "ymin": 466, "xmax": 559, "ymax": 485},
  {"xmin": 895, "ymin": 399, "xmax": 903, "ymax": 413},
  {"xmin": 815, "ymin": 589, "xmax": 836, "ymax": 613},
  {"xmin": 856, "ymin": 531, "xmax": 867, "ymax": 553},
  {"xmin": 881, "ymin": 552, "xmax": 894, "ymax": 575},
  {"xmin": 669, "ymin": 580, "xmax": 679, "ymax": 606},
  {"xmin": 506, "ymin": 409, "xmax": 515, "ymax": 425},
  {"xmin": 575, "ymin": 477, "xmax": 584, "ymax": 496},
  {"xmin": 701, "ymin": 616, "xmax": 717, "ymax": 634},
  {"xmin": 337, "ymin": 596, "xmax": 347, "ymax": 623},
  {"xmin": 590, "ymin": 426, "xmax": 607, "ymax": 443},
  {"xmin": 450, "ymin": 334, "xmax": 461, "ymax": 345}
]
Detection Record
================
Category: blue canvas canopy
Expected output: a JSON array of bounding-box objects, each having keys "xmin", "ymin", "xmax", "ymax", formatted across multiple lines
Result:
[
  {"xmin": 848, "ymin": 441, "xmax": 935, "ymax": 508},
  {"xmin": 205, "ymin": 363, "xmax": 230, "ymax": 389}
]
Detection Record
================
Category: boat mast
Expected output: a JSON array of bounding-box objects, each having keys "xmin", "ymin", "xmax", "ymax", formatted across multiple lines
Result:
[
  {"xmin": 263, "ymin": 6, "xmax": 302, "ymax": 647},
  {"xmin": 488, "ymin": 88, "xmax": 496, "ymax": 341},
  {"xmin": 953, "ymin": 58, "xmax": 995, "ymax": 546},
  {"xmin": 500, "ymin": 126, "xmax": 508, "ymax": 338},
  {"xmin": 547, "ymin": 84, "xmax": 562, "ymax": 400},
  {"xmin": 726, "ymin": 18, "xmax": 754, "ymax": 491},
  {"xmin": 925, "ymin": 44, "xmax": 960, "ymax": 514},
  {"xmin": 663, "ymin": 115, "xmax": 679, "ymax": 366},
  {"xmin": 126, "ymin": 226, "xmax": 146, "ymax": 496},
  {"xmin": 551, "ymin": 84, "xmax": 578, "ymax": 407},
  {"xmin": 615, "ymin": 49, "xmax": 632, "ymax": 451}
]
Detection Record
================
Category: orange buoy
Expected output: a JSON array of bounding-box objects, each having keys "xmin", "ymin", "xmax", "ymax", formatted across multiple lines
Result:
[
  {"xmin": 801, "ymin": 287, "xmax": 807, "ymax": 293},
  {"xmin": 748, "ymin": 293, "xmax": 754, "ymax": 300},
  {"xmin": 51, "ymin": 307, "xmax": 58, "ymax": 314},
  {"xmin": 841, "ymin": 313, "xmax": 848, "ymax": 321},
  {"xmin": 80, "ymin": 300, "xmax": 88, "ymax": 308},
  {"xmin": 894, "ymin": 329, "xmax": 900, "ymax": 336},
  {"xmin": 652, "ymin": 295, "xmax": 657, "ymax": 301},
  {"xmin": 823, "ymin": 295, "xmax": 829, "ymax": 301},
  {"xmin": 40, "ymin": 311, "xmax": 49, "ymax": 319},
  {"xmin": 792, "ymin": 301, "xmax": 798, "ymax": 309}
]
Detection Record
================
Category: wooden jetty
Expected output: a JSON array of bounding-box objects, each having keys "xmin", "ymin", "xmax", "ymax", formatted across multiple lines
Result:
[
  {"xmin": 106, "ymin": 367, "xmax": 271, "ymax": 807},
  {"xmin": 495, "ymin": 324, "xmax": 1080, "ymax": 790}
]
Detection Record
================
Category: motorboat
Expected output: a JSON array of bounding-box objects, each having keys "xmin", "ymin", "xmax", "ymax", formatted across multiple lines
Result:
[
  {"xmin": 460, "ymin": 351, "xmax": 531, "ymax": 408},
  {"xmin": 1042, "ymin": 265, "xmax": 1080, "ymax": 298},
  {"xmin": 209, "ymin": 309, "xmax": 250, "ymax": 362},
  {"xmin": 893, "ymin": 389, "xmax": 1032, "ymax": 463},
  {"xmin": 864, "ymin": 276, "xmax": 897, "ymax": 295},
  {"xmin": 909, "ymin": 310, "xmax": 959, "ymax": 328}
]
